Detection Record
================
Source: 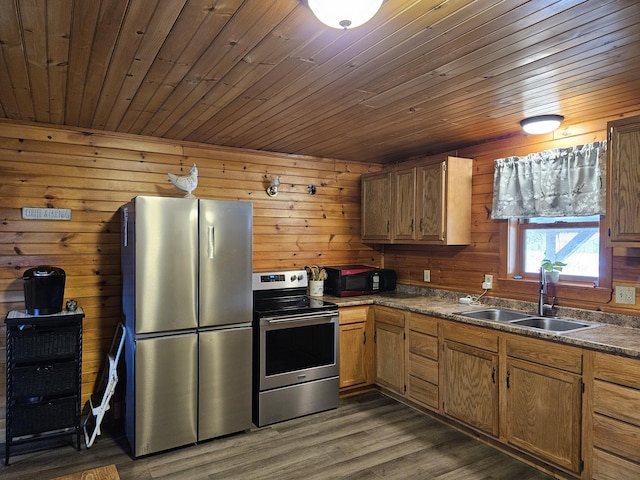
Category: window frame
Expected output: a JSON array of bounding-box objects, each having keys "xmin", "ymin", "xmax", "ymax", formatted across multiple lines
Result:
[
  {"xmin": 515, "ymin": 216, "xmax": 601, "ymax": 284},
  {"xmin": 499, "ymin": 216, "xmax": 612, "ymax": 305}
]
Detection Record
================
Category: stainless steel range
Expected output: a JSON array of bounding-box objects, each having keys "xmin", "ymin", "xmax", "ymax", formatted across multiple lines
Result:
[{"xmin": 252, "ymin": 270, "xmax": 339, "ymax": 427}]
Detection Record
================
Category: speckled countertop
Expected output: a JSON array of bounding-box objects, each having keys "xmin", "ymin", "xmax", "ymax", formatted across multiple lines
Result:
[{"xmin": 322, "ymin": 286, "xmax": 640, "ymax": 359}]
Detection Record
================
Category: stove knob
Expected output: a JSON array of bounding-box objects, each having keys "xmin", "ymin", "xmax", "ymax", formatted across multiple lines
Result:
[
  {"xmin": 297, "ymin": 274, "xmax": 303, "ymax": 281},
  {"xmin": 290, "ymin": 274, "xmax": 297, "ymax": 282}
]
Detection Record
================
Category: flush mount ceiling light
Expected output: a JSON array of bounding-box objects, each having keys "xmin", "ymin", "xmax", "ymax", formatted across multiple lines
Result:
[
  {"xmin": 520, "ymin": 115, "xmax": 565, "ymax": 135},
  {"xmin": 305, "ymin": 0, "xmax": 384, "ymax": 29}
]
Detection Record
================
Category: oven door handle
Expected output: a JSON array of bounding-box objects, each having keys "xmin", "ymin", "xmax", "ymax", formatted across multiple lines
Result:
[{"xmin": 263, "ymin": 313, "xmax": 336, "ymax": 325}]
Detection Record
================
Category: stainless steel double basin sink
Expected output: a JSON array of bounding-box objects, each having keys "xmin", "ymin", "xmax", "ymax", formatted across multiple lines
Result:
[{"xmin": 457, "ymin": 308, "xmax": 602, "ymax": 333}]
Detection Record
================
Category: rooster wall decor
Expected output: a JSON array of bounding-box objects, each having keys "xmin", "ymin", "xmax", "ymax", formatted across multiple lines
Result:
[{"xmin": 168, "ymin": 163, "xmax": 198, "ymax": 198}]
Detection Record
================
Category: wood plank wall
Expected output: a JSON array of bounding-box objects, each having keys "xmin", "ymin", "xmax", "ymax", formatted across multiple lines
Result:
[
  {"xmin": 0, "ymin": 120, "xmax": 382, "ymax": 433},
  {"xmin": 2, "ymin": 112, "xmax": 640, "ymax": 438},
  {"xmin": 384, "ymin": 111, "xmax": 640, "ymax": 316}
]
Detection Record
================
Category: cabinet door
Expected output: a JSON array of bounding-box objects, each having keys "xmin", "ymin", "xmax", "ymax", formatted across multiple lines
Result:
[
  {"xmin": 393, "ymin": 167, "xmax": 416, "ymax": 240},
  {"xmin": 607, "ymin": 118, "xmax": 640, "ymax": 243},
  {"xmin": 361, "ymin": 171, "xmax": 391, "ymax": 241},
  {"xmin": 442, "ymin": 340, "xmax": 499, "ymax": 436},
  {"xmin": 505, "ymin": 358, "xmax": 582, "ymax": 473},
  {"xmin": 375, "ymin": 321, "xmax": 405, "ymax": 394},
  {"xmin": 339, "ymin": 322, "xmax": 367, "ymax": 388},
  {"xmin": 415, "ymin": 163, "xmax": 444, "ymax": 242}
]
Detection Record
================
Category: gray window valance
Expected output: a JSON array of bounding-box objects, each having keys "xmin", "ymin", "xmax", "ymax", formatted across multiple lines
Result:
[{"xmin": 491, "ymin": 141, "xmax": 606, "ymax": 219}]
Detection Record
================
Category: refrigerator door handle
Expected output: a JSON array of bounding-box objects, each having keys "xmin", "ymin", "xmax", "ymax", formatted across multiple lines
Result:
[{"xmin": 207, "ymin": 225, "xmax": 215, "ymax": 258}]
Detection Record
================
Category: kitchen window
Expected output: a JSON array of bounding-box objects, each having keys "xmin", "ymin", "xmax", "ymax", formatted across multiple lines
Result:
[
  {"xmin": 515, "ymin": 215, "xmax": 601, "ymax": 283},
  {"xmin": 493, "ymin": 141, "xmax": 612, "ymax": 302}
]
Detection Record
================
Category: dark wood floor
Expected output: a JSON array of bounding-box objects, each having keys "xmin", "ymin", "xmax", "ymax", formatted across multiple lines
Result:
[{"xmin": 3, "ymin": 391, "xmax": 554, "ymax": 480}]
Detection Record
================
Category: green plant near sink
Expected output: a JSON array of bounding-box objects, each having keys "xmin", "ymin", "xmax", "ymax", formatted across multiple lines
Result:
[{"xmin": 541, "ymin": 259, "xmax": 567, "ymax": 283}]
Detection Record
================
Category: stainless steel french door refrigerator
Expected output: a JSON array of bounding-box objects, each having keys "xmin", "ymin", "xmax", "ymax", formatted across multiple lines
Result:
[{"xmin": 120, "ymin": 196, "xmax": 252, "ymax": 457}]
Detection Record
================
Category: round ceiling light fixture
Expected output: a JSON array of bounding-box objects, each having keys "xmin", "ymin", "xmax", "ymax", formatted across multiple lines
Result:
[
  {"xmin": 520, "ymin": 115, "xmax": 565, "ymax": 135},
  {"xmin": 306, "ymin": 0, "xmax": 384, "ymax": 29}
]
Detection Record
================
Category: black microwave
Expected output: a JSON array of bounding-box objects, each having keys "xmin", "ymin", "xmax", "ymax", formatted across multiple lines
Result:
[{"xmin": 324, "ymin": 265, "xmax": 396, "ymax": 297}]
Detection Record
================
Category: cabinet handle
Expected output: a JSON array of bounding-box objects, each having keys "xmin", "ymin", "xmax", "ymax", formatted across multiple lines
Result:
[
  {"xmin": 506, "ymin": 370, "xmax": 511, "ymax": 389},
  {"xmin": 410, "ymin": 219, "xmax": 414, "ymax": 232},
  {"xmin": 419, "ymin": 219, "xmax": 423, "ymax": 233},
  {"xmin": 386, "ymin": 220, "xmax": 389, "ymax": 233},
  {"xmin": 491, "ymin": 366, "xmax": 496, "ymax": 384},
  {"xmin": 363, "ymin": 331, "xmax": 366, "ymax": 345}
]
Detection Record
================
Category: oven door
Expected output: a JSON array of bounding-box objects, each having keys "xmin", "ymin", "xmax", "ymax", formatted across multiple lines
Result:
[{"xmin": 259, "ymin": 311, "xmax": 339, "ymax": 391}]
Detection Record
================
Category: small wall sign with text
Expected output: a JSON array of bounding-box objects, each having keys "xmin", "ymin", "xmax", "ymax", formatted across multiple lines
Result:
[{"xmin": 22, "ymin": 207, "xmax": 72, "ymax": 221}]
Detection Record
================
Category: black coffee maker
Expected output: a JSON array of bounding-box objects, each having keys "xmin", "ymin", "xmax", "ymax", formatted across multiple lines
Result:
[{"xmin": 23, "ymin": 265, "xmax": 66, "ymax": 315}]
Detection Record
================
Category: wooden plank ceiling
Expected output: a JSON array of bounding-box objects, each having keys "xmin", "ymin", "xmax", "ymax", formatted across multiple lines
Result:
[{"xmin": 0, "ymin": 0, "xmax": 639, "ymax": 163}]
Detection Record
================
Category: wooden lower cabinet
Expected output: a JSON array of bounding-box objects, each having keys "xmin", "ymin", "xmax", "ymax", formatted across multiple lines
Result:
[
  {"xmin": 441, "ymin": 335, "xmax": 499, "ymax": 436},
  {"xmin": 406, "ymin": 313, "xmax": 439, "ymax": 410},
  {"xmin": 504, "ymin": 334, "xmax": 583, "ymax": 475},
  {"xmin": 338, "ymin": 306, "xmax": 374, "ymax": 391},
  {"xmin": 586, "ymin": 351, "xmax": 640, "ymax": 479},
  {"xmin": 367, "ymin": 309, "xmax": 640, "ymax": 479},
  {"xmin": 504, "ymin": 357, "xmax": 582, "ymax": 473},
  {"xmin": 374, "ymin": 306, "xmax": 405, "ymax": 394}
]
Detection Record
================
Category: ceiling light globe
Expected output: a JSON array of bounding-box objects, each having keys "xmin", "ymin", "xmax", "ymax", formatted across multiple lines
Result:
[
  {"xmin": 520, "ymin": 115, "xmax": 564, "ymax": 135},
  {"xmin": 307, "ymin": 0, "xmax": 384, "ymax": 29}
]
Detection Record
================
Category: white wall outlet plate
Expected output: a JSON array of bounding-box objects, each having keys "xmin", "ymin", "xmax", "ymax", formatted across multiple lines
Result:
[
  {"xmin": 484, "ymin": 274, "xmax": 494, "ymax": 284},
  {"xmin": 423, "ymin": 269, "xmax": 430, "ymax": 282},
  {"xmin": 615, "ymin": 286, "xmax": 636, "ymax": 304}
]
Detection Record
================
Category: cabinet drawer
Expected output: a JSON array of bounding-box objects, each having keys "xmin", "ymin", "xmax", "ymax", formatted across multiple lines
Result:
[
  {"xmin": 593, "ymin": 447, "xmax": 640, "ymax": 480},
  {"xmin": 408, "ymin": 330, "xmax": 438, "ymax": 360},
  {"xmin": 10, "ymin": 396, "xmax": 78, "ymax": 436},
  {"xmin": 593, "ymin": 379, "xmax": 640, "ymax": 426},
  {"xmin": 11, "ymin": 361, "xmax": 78, "ymax": 398},
  {"xmin": 505, "ymin": 334, "xmax": 582, "ymax": 374},
  {"xmin": 10, "ymin": 327, "xmax": 79, "ymax": 362},
  {"xmin": 407, "ymin": 312, "xmax": 437, "ymax": 336},
  {"xmin": 594, "ymin": 352, "xmax": 640, "ymax": 389},
  {"xmin": 408, "ymin": 352, "xmax": 438, "ymax": 384},
  {"xmin": 593, "ymin": 413, "xmax": 640, "ymax": 463},
  {"xmin": 442, "ymin": 321, "xmax": 498, "ymax": 352},
  {"xmin": 374, "ymin": 307, "xmax": 404, "ymax": 327},
  {"xmin": 408, "ymin": 375, "xmax": 438, "ymax": 409},
  {"xmin": 339, "ymin": 306, "xmax": 368, "ymax": 325}
]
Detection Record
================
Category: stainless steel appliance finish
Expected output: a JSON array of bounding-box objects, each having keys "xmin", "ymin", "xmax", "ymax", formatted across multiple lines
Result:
[
  {"xmin": 252, "ymin": 270, "xmax": 339, "ymax": 427},
  {"xmin": 121, "ymin": 196, "xmax": 253, "ymax": 458}
]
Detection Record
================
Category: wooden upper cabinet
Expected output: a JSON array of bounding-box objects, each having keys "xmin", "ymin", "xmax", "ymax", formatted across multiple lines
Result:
[
  {"xmin": 361, "ymin": 171, "xmax": 392, "ymax": 241},
  {"xmin": 607, "ymin": 116, "xmax": 640, "ymax": 245},
  {"xmin": 393, "ymin": 167, "xmax": 417, "ymax": 240},
  {"xmin": 361, "ymin": 156, "xmax": 472, "ymax": 245},
  {"xmin": 415, "ymin": 162, "xmax": 444, "ymax": 242}
]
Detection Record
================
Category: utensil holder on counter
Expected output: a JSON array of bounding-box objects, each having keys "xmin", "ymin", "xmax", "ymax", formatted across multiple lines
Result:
[{"xmin": 308, "ymin": 280, "xmax": 324, "ymax": 297}]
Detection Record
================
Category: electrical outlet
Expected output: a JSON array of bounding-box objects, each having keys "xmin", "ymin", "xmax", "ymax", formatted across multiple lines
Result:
[
  {"xmin": 615, "ymin": 286, "xmax": 636, "ymax": 304},
  {"xmin": 423, "ymin": 269, "xmax": 431, "ymax": 282},
  {"xmin": 484, "ymin": 274, "xmax": 494, "ymax": 285}
]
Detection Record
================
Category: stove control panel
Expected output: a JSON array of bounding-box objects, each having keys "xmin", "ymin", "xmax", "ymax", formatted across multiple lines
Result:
[{"xmin": 252, "ymin": 270, "xmax": 308, "ymax": 290}]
